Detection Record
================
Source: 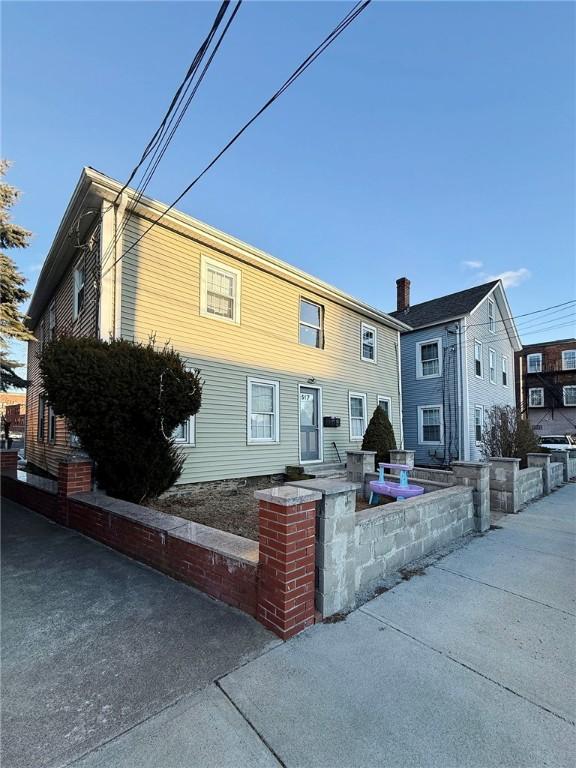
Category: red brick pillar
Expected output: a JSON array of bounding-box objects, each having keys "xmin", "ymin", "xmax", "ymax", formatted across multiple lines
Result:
[
  {"xmin": 255, "ymin": 486, "xmax": 321, "ymax": 640},
  {"xmin": 57, "ymin": 459, "xmax": 93, "ymax": 525},
  {"xmin": 0, "ymin": 450, "xmax": 19, "ymax": 473}
]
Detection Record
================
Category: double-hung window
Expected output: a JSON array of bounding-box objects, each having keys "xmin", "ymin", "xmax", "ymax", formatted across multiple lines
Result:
[
  {"xmin": 488, "ymin": 299, "xmax": 495, "ymax": 333},
  {"xmin": 417, "ymin": 339, "xmax": 441, "ymax": 378},
  {"xmin": 299, "ymin": 299, "xmax": 323, "ymax": 348},
  {"xmin": 48, "ymin": 301, "xmax": 56, "ymax": 341},
  {"xmin": 73, "ymin": 264, "xmax": 85, "ymax": 320},
  {"xmin": 200, "ymin": 255, "xmax": 241, "ymax": 324},
  {"xmin": 377, "ymin": 396, "xmax": 391, "ymax": 420},
  {"xmin": 563, "ymin": 386, "xmax": 576, "ymax": 406},
  {"xmin": 247, "ymin": 378, "xmax": 279, "ymax": 444},
  {"xmin": 361, "ymin": 323, "xmax": 377, "ymax": 362},
  {"xmin": 502, "ymin": 356, "xmax": 508, "ymax": 386},
  {"xmin": 349, "ymin": 392, "xmax": 367, "ymax": 440},
  {"xmin": 172, "ymin": 416, "xmax": 195, "ymax": 445},
  {"xmin": 48, "ymin": 405, "xmax": 56, "ymax": 444},
  {"xmin": 474, "ymin": 341, "xmax": 483, "ymax": 378},
  {"xmin": 37, "ymin": 395, "xmax": 46, "ymax": 441},
  {"xmin": 527, "ymin": 353, "xmax": 542, "ymax": 373},
  {"xmin": 474, "ymin": 406, "xmax": 483, "ymax": 444},
  {"xmin": 418, "ymin": 405, "xmax": 443, "ymax": 445},
  {"xmin": 529, "ymin": 388, "xmax": 544, "ymax": 407},
  {"xmin": 562, "ymin": 350, "xmax": 576, "ymax": 371},
  {"xmin": 489, "ymin": 349, "xmax": 496, "ymax": 384}
]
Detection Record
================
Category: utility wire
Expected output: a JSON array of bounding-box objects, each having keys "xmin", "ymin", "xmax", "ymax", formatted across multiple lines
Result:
[
  {"xmin": 464, "ymin": 298, "xmax": 576, "ymax": 329},
  {"xmin": 101, "ymin": 0, "xmax": 372, "ymax": 281}
]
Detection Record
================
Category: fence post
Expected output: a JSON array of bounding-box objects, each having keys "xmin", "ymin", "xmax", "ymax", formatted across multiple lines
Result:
[
  {"xmin": 346, "ymin": 450, "xmax": 376, "ymax": 483},
  {"xmin": 452, "ymin": 461, "xmax": 490, "ymax": 532},
  {"xmin": 527, "ymin": 453, "xmax": 552, "ymax": 496},
  {"xmin": 255, "ymin": 486, "xmax": 321, "ymax": 640},
  {"xmin": 389, "ymin": 449, "xmax": 415, "ymax": 469},
  {"xmin": 489, "ymin": 457, "xmax": 521, "ymax": 514},
  {"xmin": 57, "ymin": 458, "xmax": 93, "ymax": 525},
  {"xmin": 552, "ymin": 452, "xmax": 569, "ymax": 483}
]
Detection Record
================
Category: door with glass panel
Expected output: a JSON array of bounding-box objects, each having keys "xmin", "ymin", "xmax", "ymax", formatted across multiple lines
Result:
[{"xmin": 300, "ymin": 386, "xmax": 321, "ymax": 462}]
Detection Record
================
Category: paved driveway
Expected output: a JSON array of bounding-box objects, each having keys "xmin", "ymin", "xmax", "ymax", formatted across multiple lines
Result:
[{"xmin": 1, "ymin": 500, "xmax": 278, "ymax": 768}]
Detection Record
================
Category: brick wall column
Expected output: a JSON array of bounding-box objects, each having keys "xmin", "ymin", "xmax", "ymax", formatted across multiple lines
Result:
[
  {"xmin": 452, "ymin": 461, "xmax": 490, "ymax": 532},
  {"xmin": 57, "ymin": 459, "xmax": 93, "ymax": 524},
  {"xmin": 527, "ymin": 453, "xmax": 552, "ymax": 495},
  {"xmin": 255, "ymin": 486, "xmax": 321, "ymax": 640},
  {"xmin": 0, "ymin": 449, "xmax": 18, "ymax": 473}
]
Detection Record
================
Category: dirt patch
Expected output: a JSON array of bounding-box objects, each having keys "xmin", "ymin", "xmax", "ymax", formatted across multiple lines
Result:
[
  {"xmin": 399, "ymin": 566, "xmax": 426, "ymax": 581},
  {"xmin": 150, "ymin": 477, "xmax": 279, "ymax": 541},
  {"xmin": 355, "ymin": 495, "xmax": 394, "ymax": 513},
  {"xmin": 323, "ymin": 612, "xmax": 348, "ymax": 624}
]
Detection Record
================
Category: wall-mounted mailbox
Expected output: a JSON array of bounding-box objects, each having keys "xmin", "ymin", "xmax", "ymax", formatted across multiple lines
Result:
[{"xmin": 323, "ymin": 416, "xmax": 341, "ymax": 428}]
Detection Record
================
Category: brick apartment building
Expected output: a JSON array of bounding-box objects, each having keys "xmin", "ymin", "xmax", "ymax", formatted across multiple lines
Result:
[{"xmin": 515, "ymin": 338, "xmax": 576, "ymax": 435}]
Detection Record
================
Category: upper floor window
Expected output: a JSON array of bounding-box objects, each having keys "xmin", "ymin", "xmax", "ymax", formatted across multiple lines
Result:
[
  {"xmin": 502, "ymin": 356, "xmax": 508, "ymax": 386},
  {"xmin": 529, "ymin": 388, "xmax": 544, "ymax": 407},
  {"xmin": 488, "ymin": 299, "xmax": 495, "ymax": 333},
  {"xmin": 349, "ymin": 392, "xmax": 367, "ymax": 440},
  {"xmin": 73, "ymin": 264, "xmax": 85, "ymax": 321},
  {"xmin": 38, "ymin": 320, "xmax": 46, "ymax": 351},
  {"xmin": 37, "ymin": 394, "xmax": 46, "ymax": 442},
  {"xmin": 200, "ymin": 255, "xmax": 241, "ymax": 324},
  {"xmin": 247, "ymin": 378, "xmax": 279, "ymax": 443},
  {"xmin": 378, "ymin": 396, "xmax": 391, "ymax": 420},
  {"xmin": 299, "ymin": 299, "xmax": 323, "ymax": 348},
  {"xmin": 527, "ymin": 353, "xmax": 542, "ymax": 373},
  {"xmin": 48, "ymin": 301, "xmax": 56, "ymax": 341},
  {"xmin": 474, "ymin": 340, "xmax": 483, "ymax": 378},
  {"xmin": 361, "ymin": 323, "xmax": 377, "ymax": 362},
  {"xmin": 489, "ymin": 349, "xmax": 496, "ymax": 384},
  {"xmin": 418, "ymin": 405, "xmax": 443, "ymax": 445},
  {"xmin": 172, "ymin": 416, "xmax": 196, "ymax": 445},
  {"xmin": 417, "ymin": 338, "xmax": 441, "ymax": 378},
  {"xmin": 564, "ymin": 386, "xmax": 576, "ymax": 407},
  {"xmin": 562, "ymin": 350, "xmax": 576, "ymax": 371}
]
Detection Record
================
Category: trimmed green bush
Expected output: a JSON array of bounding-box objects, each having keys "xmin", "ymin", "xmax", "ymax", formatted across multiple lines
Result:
[
  {"xmin": 39, "ymin": 337, "xmax": 202, "ymax": 502},
  {"xmin": 362, "ymin": 406, "xmax": 397, "ymax": 468}
]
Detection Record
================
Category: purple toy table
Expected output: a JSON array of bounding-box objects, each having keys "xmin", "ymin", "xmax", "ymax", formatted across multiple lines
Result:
[{"xmin": 369, "ymin": 462, "xmax": 424, "ymax": 504}]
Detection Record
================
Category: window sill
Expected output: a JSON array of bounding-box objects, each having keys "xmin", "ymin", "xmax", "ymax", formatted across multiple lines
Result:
[{"xmin": 416, "ymin": 373, "xmax": 442, "ymax": 380}]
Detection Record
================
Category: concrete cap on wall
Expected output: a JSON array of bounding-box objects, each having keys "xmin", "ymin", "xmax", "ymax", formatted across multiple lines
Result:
[{"xmin": 254, "ymin": 486, "xmax": 322, "ymax": 506}]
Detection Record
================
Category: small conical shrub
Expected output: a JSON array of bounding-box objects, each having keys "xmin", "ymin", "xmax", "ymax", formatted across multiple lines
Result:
[{"xmin": 362, "ymin": 406, "xmax": 397, "ymax": 469}]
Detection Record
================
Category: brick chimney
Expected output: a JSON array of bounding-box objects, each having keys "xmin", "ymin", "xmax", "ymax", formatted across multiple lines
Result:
[{"xmin": 396, "ymin": 277, "xmax": 411, "ymax": 312}]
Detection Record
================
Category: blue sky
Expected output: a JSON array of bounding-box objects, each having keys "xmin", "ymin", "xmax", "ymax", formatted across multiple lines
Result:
[{"xmin": 2, "ymin": 0, "xmax": 575, "ymax": 373}]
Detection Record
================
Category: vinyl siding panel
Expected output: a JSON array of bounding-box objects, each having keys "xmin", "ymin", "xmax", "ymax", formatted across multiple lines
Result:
[{"xmin": 120, "ymin": 217, "xmax": 402, "ymax": 483}]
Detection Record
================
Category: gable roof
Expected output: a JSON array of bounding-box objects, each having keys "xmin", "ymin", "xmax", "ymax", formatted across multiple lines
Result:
[{"xmin": 389, "ymin": 280, "xmax": 500, "ymax": 329}]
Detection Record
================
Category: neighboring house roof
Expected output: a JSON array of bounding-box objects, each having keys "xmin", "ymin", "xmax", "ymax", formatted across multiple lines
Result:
[
  {"xmin": 520, "ymin": 338, "xmax": 576, "ymax": 352},
  {"xmin": 27, "ymin": 167, "xmax": 410, "ymax": 333},
  {"xmin": 389, "ymin": 281, "xmax": 499, "ymax": 329}
]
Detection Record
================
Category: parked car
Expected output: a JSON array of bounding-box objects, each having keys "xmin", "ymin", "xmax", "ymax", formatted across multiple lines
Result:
[{"xmin": 537, "ymin": 435, "xmax": 576, "ymax": 452}]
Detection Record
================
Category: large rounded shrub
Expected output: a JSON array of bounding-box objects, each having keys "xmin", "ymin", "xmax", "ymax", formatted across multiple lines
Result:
[{"xmin": 362, "ymin": 406, "xmax": 397, "ymax": 469}]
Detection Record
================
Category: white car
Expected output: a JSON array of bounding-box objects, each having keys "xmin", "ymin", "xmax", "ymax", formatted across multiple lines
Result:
[{"xmin": 538, "ymin": 435, "xmax": 576, "ymax": 452}]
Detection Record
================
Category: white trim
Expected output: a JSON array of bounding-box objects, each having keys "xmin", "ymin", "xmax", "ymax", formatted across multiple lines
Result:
[
  {"xmin": 474, "ymin": 405, "xmax": 483, "ymax": 446},
  {"xmin": 48, "ymin": 300, "xmax": 56, "ymax": 341},
  {"xmin": 502, "ymin": 355, "xmax": 509, "ymax": 387},
  {"xmin": 200, "ymin": 254, "xmax": 241, "ymax": 325},
  {"xmin": 396, "ymin": 334, "xmax": 404, "ymax": 449},
  {"xmin": 298, "ymin": 384, "xmax": 323, "ymax": 463},
  {"xmin": 247, "ymin": 377, "xmax": 280, "ymax": 444},
  {"xmin": 416, "ymin": 337, "xmax": 442, "ymax": 379},
  {"xmin": 417, "ymin": 404, "xmax": 444, "ymax": 445},
  {"xmin": 299, "ymin": 297, "xmax": 324, "ymax": 349},
  {"xmin": 528, "ymin": 387, "xmax": 544, "ymax": 408},
  {"xmin": 461, "ymin": 318, "xmax": 470, "ymax": 460},
  {"xmin": 563, "ymin": 385, "xmax": 576, "ymax": 407},
  {"xmin": 561, "ymin": 350, "xmax": 576, "ymax": 371},
  {"xmin": 474, "ymin": 339, "xmax": 483, "ymax": 379},
  {"xmin": 488, "ymin": 298, "xmax": 496, "ymax": 334},
  {"xmin": 377, "ymin": 395, "xmax": 392, "ymax": 419},
  {"xmin": 172, "ymin": 415, "xmax": 196, "ymax": 446},
  {"xmin": 360, "ymin": 322, "xmax": 377, "ymax": 363},
  {"xmin": 348, "ymin": 391, "xmax": 368, "ymax": 442},
  {"xmin": 489, "ymin": 348, "xmax": 496, "ymax": 384},
  {"xmin": 527, "ymin": 353, "xmax": 542, "ymax": 373}
]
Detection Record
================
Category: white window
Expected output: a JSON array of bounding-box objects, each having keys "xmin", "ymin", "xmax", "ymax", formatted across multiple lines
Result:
[
  {"xmin": 172, "ymin": 416, "xmax": 195, "ymax": 445},
  {"xmin": 416, "ymin": 338, "xmax": 441, "ymax": 378},
  {"xmin": 48, "ymin": 405, "xmax": 56, "ymax": 444},
  {"xmin": 349, "ymin": 392, "xmax": 367, "ymax": 440},
  {"xmin": 563, "ymin": 386, "xmax": 576, "ymax": 406},
  {"xmin": 502, "ymin": 356, "xmax": 508, "ymax": 386},
  {"xmin": 488, "ymin": 299, "xmax": 495, "ymax": 333},
  {"xmin": 37, "ymin": 395, "xmax": 46, "ymax": 441},
  {"xmin": 529, "ymin": 388, "xmax": 544, "ymax": 407},
  {"xmin": 360, "ymin": 323, "xmax": 377, "ymax": 362},
  {"xmin": 474, "ymin": 340, "xmax": 483, "ymax": 378},
  {"xmin": 200, "ymin": 255, "xmax": 241, "ymax": 324},
  {"xmin": 247, "ymin": 378, "xmax": 279, "ymax": 444},
  {"xmin": 48, "ymin": 301, "xmax": 56, "ymax": 341},
  {"xmin": 562, "ymin": 350, "xmax": 576, "ymax": 370},
  {"xmin": 527, "ymin": 353, "xmax": 542, "ymax": 373},
  {"xmin": 489, "ymin": 349, "xmax": 496, "ymax": 384},
  {"xmin": 377, "ymin": 396, "xmax": 391, "ymax": 420},
  {"xmin": 38, "ymin": 320, "xmax": 46, "ymax": 351},
  {"xmin": 73, "ymin": 264, "xmax": 85, "ymax": 321},
  {"xmin": 418, "ymin": 405, "xmax": 443, "ymax": 445},
  {"xmin": 474, "ymin": 406, "xmax": 483, "ymax": 444},
  {"xmin": 299, "ymin": 299, "xmax": 323, "ymax": 348}
]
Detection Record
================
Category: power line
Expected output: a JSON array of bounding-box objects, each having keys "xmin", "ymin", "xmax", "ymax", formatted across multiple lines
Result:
[
  {"xmin": 101, "ymin": 0, "xmax": 372, "ymax": 281},
  {"xmin": 463, "ymin": 298, "xmax": 576, "ymax": 330}
]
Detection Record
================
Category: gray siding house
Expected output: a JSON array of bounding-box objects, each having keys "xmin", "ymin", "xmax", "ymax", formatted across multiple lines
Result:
[{"xmin": 390, "ymin": 278, "xmax": 522, "ymax": 465}]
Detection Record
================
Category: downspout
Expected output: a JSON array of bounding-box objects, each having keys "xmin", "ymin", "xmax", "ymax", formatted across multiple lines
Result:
[
  {"xmin": 395, "ymin": 333, "xmax": 404, "ymax": 449},
  {"xmin": 461, "ymin": 316, "xmax": 470, "ymax": 460}
]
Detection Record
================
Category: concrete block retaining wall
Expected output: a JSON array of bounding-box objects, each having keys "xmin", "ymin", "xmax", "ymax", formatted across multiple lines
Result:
[{"xmin": 517, "ymin": 467, "xmax": 543, "ymax": 508}]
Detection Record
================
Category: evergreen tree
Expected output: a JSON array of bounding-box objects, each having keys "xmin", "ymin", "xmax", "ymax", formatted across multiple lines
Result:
[
  {"xmin": 362, "ymin": 406, "xmax": 397, "ymax": 468},
  {"xmin": 0, "ymin": 160, "xmax": 33, "ymax": 390}
]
